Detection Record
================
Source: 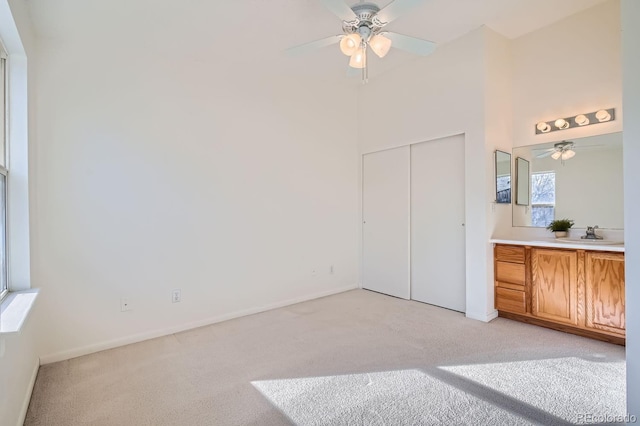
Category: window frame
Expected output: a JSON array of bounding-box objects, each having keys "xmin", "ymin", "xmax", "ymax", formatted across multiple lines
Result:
[
  {"xmin": 0, "ymin": 168, "xmax": 6, "ymax": 301},
  {"xmin": 0, "ymin": 44, "xmax": 7, "ymax": 301}
]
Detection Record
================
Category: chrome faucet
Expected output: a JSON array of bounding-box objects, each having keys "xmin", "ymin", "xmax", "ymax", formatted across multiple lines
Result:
[{"xmin": 582, "ymin": 225, "xmax": 603, "ymax": 240}]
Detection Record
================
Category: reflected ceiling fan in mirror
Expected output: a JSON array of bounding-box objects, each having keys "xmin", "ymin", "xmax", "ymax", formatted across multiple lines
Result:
[
  {"xmin": 533, "ymin": 140, "xmax": 604, "ymax": 164},
  {"xmin": 286, "ymin": 0, "xmax": 435, "ymax": 82},
  {"xmin": 535, "ymin": 141, "xmax": 577, "ymax": 161}
]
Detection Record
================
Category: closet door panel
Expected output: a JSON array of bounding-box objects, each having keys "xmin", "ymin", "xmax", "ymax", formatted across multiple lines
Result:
[
  {"xmin": 362, "ymin": 146, "xmax": 410, "ymax": 299},
  {"xmin": 410, "ymin": 135, "xmax": 466, "ymax": 312}
]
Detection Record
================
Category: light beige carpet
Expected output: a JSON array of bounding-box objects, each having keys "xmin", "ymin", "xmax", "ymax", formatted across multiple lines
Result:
[{"xmin": 25, "ymin": 289, "xmax": 626, "ymax": 425}]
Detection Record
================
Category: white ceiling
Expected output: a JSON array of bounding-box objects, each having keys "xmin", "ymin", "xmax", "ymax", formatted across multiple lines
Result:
[{"xmin": 27, "ymin": 0, "xmax": 608, "ymax": 81}]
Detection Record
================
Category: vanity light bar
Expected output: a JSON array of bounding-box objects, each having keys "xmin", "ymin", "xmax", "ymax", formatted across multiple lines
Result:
[{"xmin": 535, "ymin": 108, "xmax": 615, "ymax": 134}]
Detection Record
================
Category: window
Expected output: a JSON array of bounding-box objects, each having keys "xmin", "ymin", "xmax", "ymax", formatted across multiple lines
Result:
[
  {"xmin": 531, "ymin": 171, "xmax": 556, "ymax": 228},
  {"xmin": 0, "ymin": 44, "xmax": 7, "ymax": 300}
]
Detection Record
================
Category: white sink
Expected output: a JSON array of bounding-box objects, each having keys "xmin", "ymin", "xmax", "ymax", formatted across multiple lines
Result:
[{"xmin": 555, "ymin": 238, "xmax": 623, "ymax": 245}]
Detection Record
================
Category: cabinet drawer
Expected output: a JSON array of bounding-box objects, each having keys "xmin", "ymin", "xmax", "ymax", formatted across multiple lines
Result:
[
  {"xmin": 496, "ymin": 261, "xmax": 525, "ymax": 285},
  {"xmin": 495, "ymin": 245, "xmax": 525, "ymax": 263},
  {"xmin": 496, "ymin": 287, "xmax": 526, "ymax": 314}
]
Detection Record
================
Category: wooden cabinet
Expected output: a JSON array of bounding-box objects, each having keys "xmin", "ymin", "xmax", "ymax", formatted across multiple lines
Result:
[
  {"xmin": 494, "ymin": 244, "xmax": 625, "ymax": 344},
  {"xmin": 585, "ymin": 252, "xmax": 625, "ymax": 336},
  {"xmin": 494, "ymin": 245, "xmax": 527, "ymax": 314},
  {"xmin": 531, "ymin": 248, "xmax": 578, "ymax": 325}
]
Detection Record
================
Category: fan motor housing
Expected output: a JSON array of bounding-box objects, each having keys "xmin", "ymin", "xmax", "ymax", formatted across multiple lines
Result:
[
  {"xmin": 352, "ymin": 2, "xmax": 380, "ymax": 22},
  {"xmin": 343, "ymin": 2, "xmax": 384, "ymax": 36}
]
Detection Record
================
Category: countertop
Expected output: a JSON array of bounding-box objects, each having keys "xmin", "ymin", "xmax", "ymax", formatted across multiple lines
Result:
[{"xmin": 490, "ymin": 237, "xmax": 625, "ymax": 252}]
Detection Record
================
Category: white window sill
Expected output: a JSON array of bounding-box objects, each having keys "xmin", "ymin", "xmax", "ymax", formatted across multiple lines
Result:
[{"xmin": 0, "ymin": 289, "xmax": 39, "ymax": 334}]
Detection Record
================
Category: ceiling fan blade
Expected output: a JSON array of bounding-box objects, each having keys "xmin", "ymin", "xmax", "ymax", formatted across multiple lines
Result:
[
  {"xmin": 285, "ymin": 35, "xmax": 342, "ymax": 57},
  {"xmin": 536, "ymin": 150, "xmax": 556, "ymax": 158},
  {"xmin": 320, "ymin": 0, "xmax": 358, "ymax": 21},
  {"xmin": 376, "ymin": 0, "xmax": 425, "ymax": 25},
  {"xmin": 574, "ymin": 144, "xmax": 605, "ymax": 150},
  {"xmin": 384, "ymin": 32, "xmax": 436, "ymax": 56}
]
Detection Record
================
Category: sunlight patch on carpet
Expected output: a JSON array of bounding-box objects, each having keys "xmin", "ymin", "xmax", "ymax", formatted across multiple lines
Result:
[
  {"xmin": 440, "ymin": 356, "xmax": 626, "ymax": 424},
  {"xmin": 252, "ymin": 369, "xmax": 530, "ymax": 425}
]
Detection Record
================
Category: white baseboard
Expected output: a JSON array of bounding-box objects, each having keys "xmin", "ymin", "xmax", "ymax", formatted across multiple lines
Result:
[
  {"xmin": 17, "ymin": 358, "xmax": 39, "ymax": 426},
  {"xmin": 466, "ymin": 309, "xmax": 499, "ymax": 323},
  {"xmin": 39, "ymin": 284, "xmax": 358, "ymax": 365},
  {"xmin": 485, "ymin": 309, "xmax": 499, "ymax": 322}
]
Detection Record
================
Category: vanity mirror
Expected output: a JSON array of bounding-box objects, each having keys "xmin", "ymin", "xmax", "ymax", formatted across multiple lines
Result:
[
  {"xmin": 495, "ymin": 150, "xmax": 511, "ymax": 203},
  {"xmin": 512, "ymin": 132, "xmax": 623, "ymax": 228}
]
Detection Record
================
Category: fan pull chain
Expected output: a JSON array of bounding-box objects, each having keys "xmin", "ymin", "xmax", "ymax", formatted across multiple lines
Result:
[{"xmin": 362, "ymin": 44, "xmax": 369, "ymax": 84}]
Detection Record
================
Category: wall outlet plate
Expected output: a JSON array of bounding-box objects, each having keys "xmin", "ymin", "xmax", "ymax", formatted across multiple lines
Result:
[{"xmin": 172, "ymin": 289, "xmax": 181, "ymax": 303}]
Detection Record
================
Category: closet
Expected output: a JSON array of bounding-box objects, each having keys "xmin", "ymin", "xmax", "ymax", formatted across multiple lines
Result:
[{"xmin": 362, "ymin": 135, "xmax": 466, "ymax": 312}]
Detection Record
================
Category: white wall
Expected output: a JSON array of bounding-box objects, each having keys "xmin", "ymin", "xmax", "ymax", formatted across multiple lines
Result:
[
  {"xmin": 505, "ymin": 0, "xmax": 623, "ymax": 241},
  {"xmin": 622, "ymin": 0, "xmax": 640, "ymax": 416},
  {"xmin": 358, "ymin": 27, "xmax": 507, "ymax": 321},
  {"xmin": 511, "ymin": 0, "xmax": 622, "ymax": 148},
  {"xmin": 0, "ymin": 315, "xmax": 39, "ymax": 426},
  {"xmin": 0, "ymin": 1, "xmax": 39, "ymax": 425},
  {"xmin": 32, "ymin": 34, "xmax": 360, "ymax": 362},
  {"xmin": 484, "ymin": 29, "xmax": 514, "ymax": 241}
]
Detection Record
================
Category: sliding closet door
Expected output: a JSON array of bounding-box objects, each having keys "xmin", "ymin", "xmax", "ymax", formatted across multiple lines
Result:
[
  {"xmin": 411, "ymin": 135, "xmax": 466, "ymax": 312},
  {"xmin": 362, "ymin": 146, "xmax": 410, "ymax": 299}
]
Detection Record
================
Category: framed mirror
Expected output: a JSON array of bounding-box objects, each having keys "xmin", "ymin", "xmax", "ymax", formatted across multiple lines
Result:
[
  {"xmin": 495, "ymin": 150, "xmax": 511, "ymax": 203},
  {"xmin": 512, "ymin": 132, "xmax": 623, "ymax": 228},
  {"xmin": 516, "ymin": 157, "xmax": 530, "ymax": 206}
]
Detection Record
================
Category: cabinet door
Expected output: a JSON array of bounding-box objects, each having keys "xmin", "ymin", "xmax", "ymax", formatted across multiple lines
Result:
[
  {"xmin": 585, "ymin": 252, "xmax": 625, "ymax": 335},
  {"xmin": 531, "ymin": 249, "xmax": 578, "ymax": 325}
]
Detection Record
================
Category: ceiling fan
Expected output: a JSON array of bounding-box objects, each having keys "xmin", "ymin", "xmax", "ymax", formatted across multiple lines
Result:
[
  {"xmin": 286, "ymin": 0, "xmax": 435, "ymax": 82},
  {"xmin": 535, "ymin": 141, "xmax": 577, "ymax": 161}
]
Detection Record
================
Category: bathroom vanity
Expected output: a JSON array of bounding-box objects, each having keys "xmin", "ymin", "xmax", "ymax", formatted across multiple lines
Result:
[{"xmin": 491, "ymin": 240, "xmax": 625, "ymax": 345}]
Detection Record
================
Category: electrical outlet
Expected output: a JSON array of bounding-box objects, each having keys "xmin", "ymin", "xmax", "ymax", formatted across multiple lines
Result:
[
  {"xmin": 172, "ymin": 289, "xmax": 181, "ymax": 303},
  {"xmin": 120, "ymin": 298, "xmax": 132, "ymax": 312},
  {"xmin": 330, "ymin": 265, "xmax": 334, "ymax": 274}
]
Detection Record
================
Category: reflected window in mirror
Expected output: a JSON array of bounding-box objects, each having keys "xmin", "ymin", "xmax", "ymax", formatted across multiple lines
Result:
[
  {"xmin": 531, "ymin": 172, "xmax": 556, "ymax": 227},
  {"xmin": 495, "ymin": 150, "xmax": 511, "ymax": 204}
]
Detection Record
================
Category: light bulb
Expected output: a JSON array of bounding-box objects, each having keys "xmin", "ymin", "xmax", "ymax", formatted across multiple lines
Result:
[
  {"xmin": 349, "ymin": 48, "xmax": 366, "ymax": 69},
  {"xmin": 551, "ymin": 151, "xmax": 562, "ymax": 160},
  {"xmin": 561, "ymin": 150, "xmax": 576, "ymax": 160},
  {"xmin": 340, "ymin": 34, "xmax": 361, "ymax": 56},
  {"xmin": 575, "ymin": 114, "xmax": 589, "ymax": 126},
  {"xmin": 369, "ymin": 34, "xmax": 392, "ymax": 58},
  {"xmin": 536, "ymin": 122, "xmax": 551, "ymax": 133},
  {"xmin": 555, "ymin": 118, "xmax": 569, "ymax": 129},
  {"xmin": 595, "ymin": 109, "xmax": 611, "ymax": 122}
]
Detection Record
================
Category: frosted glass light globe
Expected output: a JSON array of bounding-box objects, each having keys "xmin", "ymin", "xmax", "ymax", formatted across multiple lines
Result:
[{"xmin": 340, "ymin": 34, "xmax": 361, "ymax": 56}]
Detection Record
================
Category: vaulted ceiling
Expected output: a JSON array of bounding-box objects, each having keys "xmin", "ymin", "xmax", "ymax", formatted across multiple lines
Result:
[{"xmin": 27, "ymin": 0, "xmax": 607, "ymax": 81}]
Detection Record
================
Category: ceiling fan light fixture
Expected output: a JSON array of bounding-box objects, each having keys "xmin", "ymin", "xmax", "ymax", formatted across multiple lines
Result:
[
  {"xmin": 349, "ymin": 48, "xmax": 366, "ymax": 69},
  {"xmin": 561, "ymin": 149, "xmax": 576, "ymax": 160},
  {"xmin": 369, "ymin": 34, "xmax": 392, "ymax": 58},
  {"xmin": 551, "ymin": 151, "xmax": 562, "ymax": 160},
  {"xmin": 340, "ymin": 33, "xmax": 362, "ymax": 56}
]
